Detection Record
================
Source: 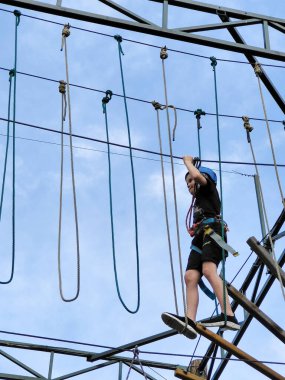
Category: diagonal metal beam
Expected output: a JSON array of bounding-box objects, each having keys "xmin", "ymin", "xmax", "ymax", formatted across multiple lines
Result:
[
  {"xmin": 87, "ymin": 330, "xmax": 177, "ymax": 362},
  {"xmin": 0, "ymin": 349, "xmax": 46, "ymax": 379},
  {"xmin": 227, "ymin": 282, "xmax": 285, "ymax": 343},
  {"xmin": 98, "ymin": 0, "xmax": 155, "ymax": 25},
  {"xmin": 211, "ymin": 248, "xmax": 285, "ymax": 380},
  {"xmin": 0, "ymin": 375, "xmax": 41, "ymax": 380},
  {"xmin": 218, "ymin": 14, "xmax": 285, "ymax": 114},
  {"xmin": 149, "ymin": 0, "xmax": 285, "ymax": 25},
  {"xmin": 53, "ymin": 361, "xmax": 117, "ymax": 380},
  {"xmin": 1, "ymin": 0, "xmax": 285, "ymax": 62},
  {"xmin": 269, "ymin": 22, "xmax": 285, "ymax": 34},
  {"xmin": 173, "ymin": 18, "xmax": 261, "ymax": 33},
  {"xmin": 110, "ymin": 355, "xmax": 186, "ymax": 371}
]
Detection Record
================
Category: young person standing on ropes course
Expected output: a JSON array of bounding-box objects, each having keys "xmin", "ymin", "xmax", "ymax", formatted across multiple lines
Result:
[{"xmin": 162, "ymin": 155, "xmax": 240, "ymax": 339}]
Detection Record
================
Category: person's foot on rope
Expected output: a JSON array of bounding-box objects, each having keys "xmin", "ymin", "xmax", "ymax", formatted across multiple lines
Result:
[
  {"xmin": 198, "ymin": 313, "xmax": 240, "ymax": 331},
  {"xmin": 161, "ymin": 312, "xmax": 197, "ymax": 339}
]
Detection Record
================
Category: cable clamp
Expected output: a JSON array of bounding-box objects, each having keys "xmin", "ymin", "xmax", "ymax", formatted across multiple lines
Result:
[{"xmin": 160, "ymin": 46, "xmax": 168, "ymax": 60}]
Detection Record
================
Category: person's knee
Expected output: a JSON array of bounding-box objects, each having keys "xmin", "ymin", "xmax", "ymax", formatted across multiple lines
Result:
[
  {"xmin": 184, "ymin": 270, "xmax": 199, "ymax": 287},
  {"xmin": 202, "ymin": 263, "xmax": 217, "ymax": 280}
]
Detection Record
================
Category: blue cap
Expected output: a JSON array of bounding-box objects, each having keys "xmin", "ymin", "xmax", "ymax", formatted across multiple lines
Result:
[{"xmin": 199, "ymin": 167, "xmax": 217, "ymax": 184}]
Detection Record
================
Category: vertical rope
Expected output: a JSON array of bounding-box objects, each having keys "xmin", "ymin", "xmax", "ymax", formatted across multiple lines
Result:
[
  {"xmin": 113, "ymin": 35, "xmax": 140, "ymax": 313},
  {"xmin": 210, "ymin": 57, "xmax": 227, "ymax": 322},
  {"xmin": 152, "ymin": 101, "xmax": 179, "ymax": 314},
  {"xmin": 254, "ymin": 63, "xmax": 285, "ymax": 210},
  {"xmin": 194, "ymin": 109, "xmax": 205, "ymax": 160},
  {"xmin": 0, "ymin": 12, "xmax": 20, "ymax": 284},
  {"xmin": 102, "ymin": 91, "xmax": 140, "ymax": 314},
  {"xmin": 242, "ymin": 116, "xmax": 285, "ymax": 300},
  {"xmin": 160, "ymin": 46, "xmax": 187, "ymax": 317},
  {"xmin": 58, "ymin": 25, "xmax": 80, "ymax": 302}
]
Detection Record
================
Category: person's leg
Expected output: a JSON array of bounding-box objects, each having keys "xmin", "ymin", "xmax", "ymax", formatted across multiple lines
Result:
[
  {"xmin": 185, "ymin": 269, "xmax": 200, "ymax": 321},
  {"xmin": 202, "ymin": 261, "xmax": 233, "ymax": 315}
]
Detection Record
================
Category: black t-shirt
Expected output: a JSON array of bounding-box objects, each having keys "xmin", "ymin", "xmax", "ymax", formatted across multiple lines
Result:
[{"xmin": 193, "ymin": 174, "xmax": 220, "ymax": 223}]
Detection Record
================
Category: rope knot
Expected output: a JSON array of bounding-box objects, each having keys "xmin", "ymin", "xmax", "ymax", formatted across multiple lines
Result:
[
  {"xmin": 9, "ymin": 69, "xmax": 15, "ymax": 79},
  {"xmin": 254, "ymin": 63, "xmax": 262, "ymax": 77},
  {"xmin": 114, "ymin": 34, "xmax": 123, "ymax": 43},
  {"xmin": 210, "ymin": 56, "xmax": 217, "ymax": 68},
  {"xmin": 160, "ymin": 46, "xmax": 168, "ymax": 60},
  {"xmin": 62, "ymin": 23, "xmax": 71, "ymax": 38},
  {"xmin": 102, "ymin": 90, "xmax": 113, "ymax": 104},
  {"xmin": 242, "ymin": 116, "xmax": 253, "ymax": 132},
  {"xmin": 194, "ymin": 109, "xmax": 206, "ymax": 119},
  {"xmin": 58, "ymin": 80, "xmax": 66, "ymax": 94},
  {"xmin": 151, "ymin": 100, "xmax": 164, "ymax": 110}
]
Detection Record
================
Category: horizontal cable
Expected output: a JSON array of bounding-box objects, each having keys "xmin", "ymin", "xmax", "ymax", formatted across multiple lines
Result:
[
  {"xmin": 0, "ymin": 329, "xmax": 284, "ymax": 366},
  {"xmin": 1, "ymin": 7, "xmax": 285, "ymax": 69},
  {"xmin": 0, "ymin": 66, "xmax": 284, "ymax": 124},
  {"xmin": 1, "ymin": 117, "xmax": 285, "ymax": 168}
]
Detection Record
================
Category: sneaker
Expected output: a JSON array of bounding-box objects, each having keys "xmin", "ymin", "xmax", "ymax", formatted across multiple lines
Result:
[
  {"xmin": 198, "ymin": 313, "xmax": 240, "ymax": 331},
  {"xmin": 161, "ymin": 312, "xmax": 197, "ymax": 339}
]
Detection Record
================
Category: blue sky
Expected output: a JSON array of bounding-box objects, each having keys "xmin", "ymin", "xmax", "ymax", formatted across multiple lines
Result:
[{"xmin": 0, "ymin": 0, "xmax": 284, "ymax": 379}]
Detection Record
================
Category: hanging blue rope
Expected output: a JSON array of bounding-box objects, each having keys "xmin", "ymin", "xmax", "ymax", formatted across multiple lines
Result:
[
  {"xmin": 102, "ymin": 88, "xmax": 140, "ymax": 314},
  {"xmin": 0, "ymin": 11, "xmax": 21, "ymax": 284}
]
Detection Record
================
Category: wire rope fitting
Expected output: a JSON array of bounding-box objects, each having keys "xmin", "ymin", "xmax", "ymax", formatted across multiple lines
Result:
[
  {"xmin": 210, "ymin": 56, "xmax": 217, "ymax": 68},
  {"xmin": 160, "ymin": 46, "xmax": 168, "ymax": 60},
  {"xmin": 114, "ymin": 34, "xmax": 123, "ymax": 43},
  {"xmin": 9, "ymin": 69, "xmax": 15, "ymax": 80},
  {"xmin": 254, "ymin": 62, "xmax": 262, "ymax": 77},
  {"xmin": 58, "ymin": 80, "xmax": 66, "ymax": 94}
]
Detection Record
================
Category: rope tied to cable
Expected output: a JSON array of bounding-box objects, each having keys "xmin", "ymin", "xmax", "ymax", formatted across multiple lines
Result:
[
  {"xmin": 254, "ymin": 62, "xmax": 262, "ymax": 77},
  {"xmin": 112, "ymin": 35, "xmax": 140, "ymax": 314},
  {"xmin": 194, "ymin": 109, "xmax": 205, "ymax": 159},
  {"xmin": 0, "ymin": 11, "xmax": 21, "ymax": 285},
  {"xmin": 61, "ymin": 23, "xmax": 70, "ymax": 51},
  {"xmin": 58, "ymin": 23, "xmax": 81, "ymax": 302}
]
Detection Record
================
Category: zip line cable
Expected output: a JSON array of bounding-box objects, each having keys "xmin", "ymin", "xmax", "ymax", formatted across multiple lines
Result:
[
  {"xmin": 0, "ymin": 66, "xmax": 283, "ymax": 125},
  {"xmin": 1, "ymin": 7, "xmax": 285, "ymax": 69},
  {"xmin": 160, "ymin": 47, "xmax": 187, "ymax": 318},
  {"xmin": 1, "ymin": 117, "xmax": 285, "ymax": 168},
  {"xmin": 242, "ymin": 117, "xmax": 285, "ymax": 301},
  {"xmin": 102, "ymin": 90, "xmax": 140, "ymax": 314},
  {"xmin": 57, "ymin": 25, "xmax": 81, "ymax": 302},
  {"xmin": 0, "ymin": 11, "xmax": 20, "ymax": 284},
  {"xmin": 152, "ymin": 100, "xmax": 179, "ymax": 315}
]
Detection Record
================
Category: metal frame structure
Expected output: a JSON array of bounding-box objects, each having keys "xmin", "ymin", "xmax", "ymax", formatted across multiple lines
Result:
[
  {"xmin": 0, "ymin": 1, "xmax": 285, "ymax": 379},
  {"xmin": 1, "ymin": 0, "xmax": 285, "ymax": 112}
]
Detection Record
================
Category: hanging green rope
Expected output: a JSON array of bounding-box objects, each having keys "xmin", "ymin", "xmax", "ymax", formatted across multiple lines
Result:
[
  {"xmin": 210, "ymin": 56, "xmax": 227, "ymax": 323},
  {"xmin": 0, "ymin": 11, "xmax": 21, "ymax": 284},
  {"xmin": 104, "ymin": 38, "xmax": 140, "ymax": 313}
]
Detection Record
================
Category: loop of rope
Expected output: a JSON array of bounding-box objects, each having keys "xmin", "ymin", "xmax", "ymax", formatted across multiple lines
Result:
[
  {"xmin": 242, "ymin": 117, "xmax": 285, "ymax": 301},
  {"xmin": 160, "ymin": 47, "xmax": 187, "ymax": 319},
  {"xmin": 0, "ymin": 11, "xmax": 20, "ymax": 284},
  {"xmin": 58, "ymin": 24, "xmax": 81, "ymax": 302},
  {"xmin": 152, "ymin": 100, "xmax": 179, "ymax": 314},
  {"xmin": 211, "ymin": 57, "xmax": 227, "ymax": 324},
  {"xmin": 113, "ymin": 36, "xmax": 140, "ymax": 314}
]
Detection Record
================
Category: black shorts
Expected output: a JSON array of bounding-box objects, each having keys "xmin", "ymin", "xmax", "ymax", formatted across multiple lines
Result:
[{"xmin": 186, "ymin": 223, "xmax": 228, "ymax": 275}]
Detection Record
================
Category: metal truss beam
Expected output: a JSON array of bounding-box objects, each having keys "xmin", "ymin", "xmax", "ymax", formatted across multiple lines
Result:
[
  {"xmin": 1, "ymin": 0, "xmax": 285, "ymax": 62},
  {"xmin": 211, "ymin": 248, "xmax": 285, "ymax": 380}
]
